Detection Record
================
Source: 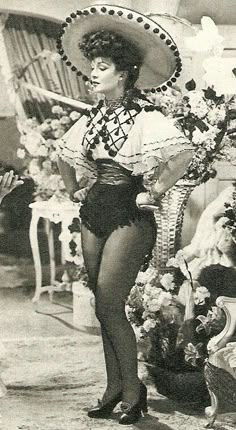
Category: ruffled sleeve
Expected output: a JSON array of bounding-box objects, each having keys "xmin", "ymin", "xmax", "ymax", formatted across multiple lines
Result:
[
  {"xmin": 116, "ymin": 109, "xmax": 194, "ymax": 177},
  {"xmin": 57, "ymin": 115, "xmax": 97, "ymax": 180}
]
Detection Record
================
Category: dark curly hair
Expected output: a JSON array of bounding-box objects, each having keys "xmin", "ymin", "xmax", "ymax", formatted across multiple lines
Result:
[{"xmin": 79, "ymin": 30, "xmax": 143, "ymax": 89}]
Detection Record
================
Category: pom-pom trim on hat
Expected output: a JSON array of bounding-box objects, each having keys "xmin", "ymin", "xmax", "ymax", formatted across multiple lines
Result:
[{"xmin": 57, "ymin": 5, "xmax": 182, "ymax": 92}]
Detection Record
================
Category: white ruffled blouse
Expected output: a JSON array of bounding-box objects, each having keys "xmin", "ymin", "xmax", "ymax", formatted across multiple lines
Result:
[{"xmin": 57, "ymin": 100, "xmax": 194, "ymax": 183}]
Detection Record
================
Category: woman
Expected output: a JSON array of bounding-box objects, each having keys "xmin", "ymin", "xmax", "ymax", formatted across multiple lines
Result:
[
  {"xmin": 0, "ymin": 170, "xmax": 23, "ymax": 397},
  {"xmin": 57, "ymin": 5, "xmax": 194, "ymax": 424}
]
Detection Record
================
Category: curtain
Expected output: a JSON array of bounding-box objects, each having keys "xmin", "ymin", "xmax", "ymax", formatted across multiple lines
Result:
[{"xmin": 3, "ymin": 13, "xmax": 90, "ymax": 120}]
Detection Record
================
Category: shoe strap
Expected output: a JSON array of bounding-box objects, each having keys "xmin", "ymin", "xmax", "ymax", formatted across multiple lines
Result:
[{"xmin": 120, "ymin": 402, "xmax": 131, "ymax": 413}]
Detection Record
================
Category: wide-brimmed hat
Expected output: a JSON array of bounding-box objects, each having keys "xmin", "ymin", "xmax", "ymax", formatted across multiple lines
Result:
[{"xmin": 57, "ymin": 4, "xmax": 182, "ymax": 93}]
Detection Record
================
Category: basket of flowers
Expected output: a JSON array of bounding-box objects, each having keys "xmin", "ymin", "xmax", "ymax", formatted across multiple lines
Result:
[
  {"xmin": 126, "ymin": 250, "xmax": 226, "ymax": 403},
  {"xmin": 145, "ymin": 82, "xmax": 233, "ymax": 271}
]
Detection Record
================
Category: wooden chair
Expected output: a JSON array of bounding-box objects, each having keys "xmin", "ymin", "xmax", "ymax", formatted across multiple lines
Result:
[{"xmin": 204, "ymin": 296, "xmax": 236, "ymax": 427}]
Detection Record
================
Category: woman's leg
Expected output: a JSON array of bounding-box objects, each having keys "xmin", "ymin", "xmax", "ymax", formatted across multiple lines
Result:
[
  {"xmin": 95, "ymin": 217, "xmax": 155, "ymax": 406},
  {"xmin": 81, "ymin": 225, "xmax": 122, "ymax": 400}
]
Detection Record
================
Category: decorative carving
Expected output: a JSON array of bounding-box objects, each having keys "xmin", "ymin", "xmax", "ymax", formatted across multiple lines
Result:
[
  {"xmin": 205, "ymin": 384, "xmax": 218, "ymax": 428},
  {"xmin": 207, "ymin": 296, "xmax": 236, "ymax": 355}
]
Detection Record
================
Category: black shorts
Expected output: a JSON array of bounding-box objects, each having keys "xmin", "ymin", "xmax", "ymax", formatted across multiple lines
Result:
[{"xmin": 80, "ymin": 181, "xmax": 156, "ymax": 238}]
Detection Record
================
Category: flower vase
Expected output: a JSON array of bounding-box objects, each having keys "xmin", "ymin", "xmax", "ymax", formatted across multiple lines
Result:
[{"xmin": 151, "ymin": 180, "xmax": 196, "ymax": 273}]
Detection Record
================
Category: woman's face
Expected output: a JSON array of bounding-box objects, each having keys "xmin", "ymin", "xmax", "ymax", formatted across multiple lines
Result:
[{"xmin": 90, "ymin": 57, "xmax": 124, "ymax": 99}]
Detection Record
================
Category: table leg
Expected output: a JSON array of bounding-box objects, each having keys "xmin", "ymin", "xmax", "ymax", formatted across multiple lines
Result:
[
  {"xmin": 45, "ymin": 219, "xmax": 56, "ymax": 302},
  {"xmin": 29, "ymin": 211, "xmax": 42, "ymax": 304}
]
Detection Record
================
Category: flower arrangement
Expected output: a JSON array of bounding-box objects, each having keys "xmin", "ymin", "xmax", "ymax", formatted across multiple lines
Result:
[
  {"xmin": 222, "ymin": 182, "xmax": 236, "ymax": 243},
  {"xmin": 151, "ymin": 83, "xmax": 232, "ymax": 183},
  {"xmin": 126, "ymin": 250, "xmax": 226, "ymax": 370},
  {"xmin": 16, "ymin": 105, "xmax": 81, "ymax": 201}
]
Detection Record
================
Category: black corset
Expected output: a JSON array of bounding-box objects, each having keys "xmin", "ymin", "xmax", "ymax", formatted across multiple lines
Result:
[{"xmin": 79, "ymin": 159, "xmax": 155, "ymax": 239}]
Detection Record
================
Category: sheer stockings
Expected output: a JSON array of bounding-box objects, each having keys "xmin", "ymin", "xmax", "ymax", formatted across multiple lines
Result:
[{"xmin": 81, "ymin": 218, "xmax": 155, "ymax": 406}]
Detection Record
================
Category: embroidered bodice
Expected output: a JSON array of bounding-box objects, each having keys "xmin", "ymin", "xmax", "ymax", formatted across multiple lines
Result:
[{"xmin": 57, "ymin": 92, "xmax": 194, "ymax": 182}]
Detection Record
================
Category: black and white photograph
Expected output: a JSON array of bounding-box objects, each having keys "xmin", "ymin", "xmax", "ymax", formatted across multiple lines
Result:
[{"xmin": 0, "ymin": 1, "xmax": 236, "ymax": 429}]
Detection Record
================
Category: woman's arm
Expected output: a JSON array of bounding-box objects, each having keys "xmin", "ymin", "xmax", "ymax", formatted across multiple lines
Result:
[
  {"xmin": 136, "ymin": 150, "xmax": 193, "ymax": 208},
  {"xmin": 58, "ymin": 157, "xmax": 90, "ymax": 202},
  {"xmin": 151, "ymin": 150, "xmax": 193, "ymax": 198},
  {"xmin": 58, "ymin": 157, "xmax": 79, "ymax": 196}
]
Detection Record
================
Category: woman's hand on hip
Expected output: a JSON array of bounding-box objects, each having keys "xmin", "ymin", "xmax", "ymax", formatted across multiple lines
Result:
[
  {"xmin": 136, "ymin": 192, "xmax": 162, "ymax": 211},
  {"xmin": 72, "ymin": 187, "xmax": 89, "ymax": 202}
]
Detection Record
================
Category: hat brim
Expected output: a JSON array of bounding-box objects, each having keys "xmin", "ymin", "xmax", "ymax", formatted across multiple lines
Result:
[{"xmin": 57, "ymin": 4, "xmax": 182, "ymax": 92}]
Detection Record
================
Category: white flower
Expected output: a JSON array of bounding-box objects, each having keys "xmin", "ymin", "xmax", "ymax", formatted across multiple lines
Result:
[
  {"xmin": 148, "ymin": 298, "xmax": 161, "ymax": 312},
  {"xmin": 142, "ymin": 293, "xmax": 151, "ymax": 304},
  {"xmin": 185, "ymin": 16, "xmax": 224, "ymax": 54},
  {"xmin": 73, "ymin": 255, "xmax": 84, "ymax": 266},
  {"xmin": 17, "ymin": 148, "xmax": 26, "ymax": 159},
  {"xmin": 51, "ymin": 119, "xmax": 61, "ymax": 130},
  {"xmin": 207, "ymin": 106, "xmax": 226, "ymax": 125},
  {"xmin": 192, "ymin": 128, "xmax": 206, "ymax": 145},
  {"xmin": 47, "ymin": 174, "xmax": 62, "ymax": 191},
  {"xmin": 167, "ymin": 250, "xmax": 191, "ymax": 279},
  {"xmin": 194, "ymin": 286, "xmax": 211, "ymax": 305},
  {"xmin": 143, "ymin": 318, "xmax": 157, "ymax": 332},
  {"xmin": 60, "ymin": 116, "xmax": 71, "ymax": 125},
  {"xmin": 157, "ymin": 291, "xmax": 173, "ymax": 307},
  {"xmin": 203, "ymin": 57, "xmax": 236, "ymax": 96},
  {"xmin": 38, "ymin": 122, "xmax": 52, "ymax": 133},
  {"xmin": 37, "ymin": 145, "xmax": 48, "ymax": 157},
  {"xmin": 51, "ymin": 106, "xmax": 64, "ymax": 115},
  {"xmin": 42, "ymin": 160, "xmax": 52, "ymax": 173},
  {"xmin": 54, "ymin": 129, "xmax": 65, "ymax": 139},
  {"xmin": 21, "ymin": 131, "xmax": 45, "ymax": 155},
  {"xmin": 50, "ymin": 150, "xmax": 58, "ymax": 162},
  {"xmin": 135, "ymin": 266, "xmax": 157, "ymax": 284},
  {"xmin": 187, "ymin": 92, "xmax": 209, "ymax": 118},
  {"xmin": 28, "ymin": 160, "xmax": 40, "ymax": 176},
  {"xmin": 24, "ymin": 117, "xmax": 39, "ymax": 130},
  {"xmin": 70, "ymin": 111, "xmax": 81, "ymax": 121},
  {"xmin": 160, "ymin": 273, "xmax": 175, "ymax": 291},
  {"xmin": 146, "ymin": 290, "xmax": 172, "ymax": 312}
]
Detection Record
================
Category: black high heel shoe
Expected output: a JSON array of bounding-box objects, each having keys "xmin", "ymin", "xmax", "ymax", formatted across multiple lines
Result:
[
  {"xmin": 119, "ymin": 382, "xmax": 148, "ymax": 425},
  {"xmin": 87, "ymin": 391, "xmax": 122, "ymax": 419}
]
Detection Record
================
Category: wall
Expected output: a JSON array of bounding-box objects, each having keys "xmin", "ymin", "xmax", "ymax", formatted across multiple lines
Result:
[{"xmin": 0, "ymin": 1, "xmax": 180, "ymax": 22}]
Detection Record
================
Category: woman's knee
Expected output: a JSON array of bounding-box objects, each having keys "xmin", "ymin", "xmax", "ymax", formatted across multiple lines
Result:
[{"xmin": 95, "ymin": 287, "xmax": 126, "ymax": 323}]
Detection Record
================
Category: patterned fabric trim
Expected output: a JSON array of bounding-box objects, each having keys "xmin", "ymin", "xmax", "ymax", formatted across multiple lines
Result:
[{"xmin": 57, "ymin": 139, "xmax": 97, "ymax": 179}]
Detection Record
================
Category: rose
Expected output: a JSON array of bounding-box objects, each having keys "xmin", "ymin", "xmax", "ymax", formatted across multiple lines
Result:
[
  {"xmin": 51, "ymin": 105, "xmax": 64, "ymax": 115},
  {"xmin": 143, "ymin": 318, "xmax": 157, "ymax": 332},
  {"xmin": 16, "ymin": 148, "xmax": 25, "ymax": 159},
  {"xmin": 60, "ymin": 116, "xmax": 71, "ymax": 125},
  {"xmin": 160, "ymin": 273, "xmax": 175, "ymax": 291},
  {"xmin": 70, "ymin": 111, "xmax": 81, "ymax": 121},
  {"xmin": 51, "ymin": 119, "xmax": 61, "ymax": 130}
]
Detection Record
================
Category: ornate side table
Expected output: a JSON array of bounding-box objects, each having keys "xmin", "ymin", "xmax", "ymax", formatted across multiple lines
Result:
[{"xmin": 29, "ymin": 199, "xmax": 79, "ymax": 304}]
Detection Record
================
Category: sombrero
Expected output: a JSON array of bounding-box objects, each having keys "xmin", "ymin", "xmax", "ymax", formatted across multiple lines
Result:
[{"xmin": 57, "ymin": 4, "xmax": 182, "ymax": 93}]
